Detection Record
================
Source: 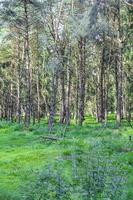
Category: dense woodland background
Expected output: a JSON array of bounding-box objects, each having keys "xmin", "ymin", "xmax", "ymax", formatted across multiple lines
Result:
[
  {"xmin": 0, "ymin": 1, "xmax": 133, "ymax": 200},
  {"xmin": 0, "ymin": 0, "xmax": 133, "ymax": 128}
]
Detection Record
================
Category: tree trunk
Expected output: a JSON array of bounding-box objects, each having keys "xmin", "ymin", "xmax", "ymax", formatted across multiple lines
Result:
[
  {"xmin": 78, "ymin": 37, "xmax": 86, "ymax": 125},
  {"xmin": 66, "ymin": 64, "xmax": 71, "ymax": 125},
  {"xmin": 23, "ymin": 0, "xmax": 32, "ymax": 127},
  {"xmin": 9, "ymin": 82, "xmax": 13, "ymax": 122},
  {"xmin": 115, "ymin": 49, "xmax": 122, "ymax": 126},
  {"xmin": 36, "ymin": 69, "xmax": 40, "ymax": 123},
  {"xmin": 48, "ymin": 71, "xmax": 58, "ymax": 132},
  {"xmin": 16, "ymin": 34, "xmax": 21, "ymax": 124},
  {"xmin": 97, "ymin": 47, "xmax": 108, "ymax": 123},
  {"xmin": 96, "ymin": 67, "xmax": 101, "ymax": 122},
  {"xmin": 115, "ymin": 0, "xmax": 122, "ymax": 126},
  {"xmin": 75, "ymin": 66, "xmax": 79, "ymax": 124},
  {"xmin": 59, "ymin": 69, "xmax": 66, "ymax": 124}
]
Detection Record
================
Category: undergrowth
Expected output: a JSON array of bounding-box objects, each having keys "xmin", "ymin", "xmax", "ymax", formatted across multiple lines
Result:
[{"xmin": 0, "ymin": 118, "xmax": 133, "ymax": 199}]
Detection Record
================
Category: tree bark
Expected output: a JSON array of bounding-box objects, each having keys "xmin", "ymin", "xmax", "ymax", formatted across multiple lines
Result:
[
  {"xmin": 59, "ymin": 69, "xmax": 66, "ymax": 124},
  {"xmin": 78, "ymin": 37, "xmax": 86, "ymax": 125},
  {"xmin": 48, "ymin": 71, "xmax": 58, "ymax": 132},
  {"xmin": 66, "ymin": 64, "xmax": 71, "ymax": 125},
  {"xmin": 75, "ymin": 62, "xmax": 79, "ymax": 124},
  {"xmin": 115, "ymin": 0, "xmax": 122, "ymax": 126},
  {"xmin": 23, "ymin": 0, "xmax": 32, "ymax": 127},
  {"xmin": 16, "ymin": 34, "xmax": 21, "ymax": 124},
  {"xmin": 36, "ymin": 69, "xmax": 40, "ymax": 123}
]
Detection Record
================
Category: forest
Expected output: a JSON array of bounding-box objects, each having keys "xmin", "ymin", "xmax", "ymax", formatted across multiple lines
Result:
[{"xmin": 0, "ymin": 0, "xmax": 133, "ymax": 199}]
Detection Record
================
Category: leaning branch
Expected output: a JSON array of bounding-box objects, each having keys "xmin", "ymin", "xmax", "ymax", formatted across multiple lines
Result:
[{"xmin": 124, "ymin": 0, "xmax": 133, "ymax": 7}]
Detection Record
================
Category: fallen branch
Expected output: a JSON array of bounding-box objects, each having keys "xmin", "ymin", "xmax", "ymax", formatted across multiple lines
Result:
[
  {"xmin": 124, "ymin": 0, "xmax": 133, "ymax": 7},
  {"xmin": 40, "ymin": 135, "xmax": 62, "ymax": 141}
]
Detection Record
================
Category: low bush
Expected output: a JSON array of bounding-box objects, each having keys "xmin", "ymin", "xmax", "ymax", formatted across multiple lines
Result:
[{"xmin": 22, "ymin": 153, "xmax": 127, "ymax": 200}]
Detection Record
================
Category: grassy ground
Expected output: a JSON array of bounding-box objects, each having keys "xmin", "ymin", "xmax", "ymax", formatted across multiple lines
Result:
[{"xmin": 0, "ymin": 117, "xmax": 133, "ymax": 199}]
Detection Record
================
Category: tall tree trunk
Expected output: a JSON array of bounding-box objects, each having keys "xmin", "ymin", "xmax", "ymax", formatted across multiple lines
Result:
[
  {"xmin": 66, "ymin": 64, "xmax": 71, "ymax": 125},
  {"xmin": 16, "ymin": 34, "xmax": 21, "ymax": 123},
  {"xmin": 48, "ymin": 71, "xmax": 58, "ymax": 132},
  {"xmin": 23, "ymin": 0, "xmax": 32, "ymax": 127},
  {"xmin": 97, "ymin": 47, "xmax": 107, "ymax": 123},
  {"xmin": 104, "ymin": 68, "xmax": 108, "ymax": 124},
  {"xmin": 96, "ymin": 67, "xmax": 100, "ymax": 122},
  {"xmin": 36, "ymin": 69, "xmax": 40, "ymax": 123},
  {"xmin": 78, "ymin": 37, "xmax": 86, "ymax": 125},
  {"xmin": 115, "ymin": 0, "xmax": 122, "ymax": 126},
  {"xmin": 9, "ymin": 82, "xmax": 13, "ymax": 122},
  {"xmin": 59, "ymin": 69, "xmax": 66, "ymax": 124},
  {"xmin": 100, "ymin": 48, "xmax": 106, "ymax": 122},
  {"xmin": 115, "ymin": 49, "xmax": 122, "ymax": 126},
  {"xmin": 17, "ymin": 76, "xmax": 21, "ymax": 123},
  {"xmin": 75, "ymin": 65, "xmax": 79, "ymax": 124}
]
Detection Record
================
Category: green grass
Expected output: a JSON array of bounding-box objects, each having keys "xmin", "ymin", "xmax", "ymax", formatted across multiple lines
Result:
[{"xmin": 0, "ymin": 118, "xmax": 133, "ymax": 199}]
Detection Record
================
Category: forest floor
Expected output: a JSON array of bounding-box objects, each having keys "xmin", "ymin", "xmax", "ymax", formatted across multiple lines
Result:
[{"xmin": 0, "ymin": 117, "xmax": 133, "ymax": 200}]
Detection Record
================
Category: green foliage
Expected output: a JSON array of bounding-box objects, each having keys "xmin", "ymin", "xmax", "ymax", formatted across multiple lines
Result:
[
  {"xmin": 22, "ymin": 154, "xmax": 127, "ymax": 200},
  {"xmin": 22, "ymin": 164, "xmax": 70, "ymax": 200}
]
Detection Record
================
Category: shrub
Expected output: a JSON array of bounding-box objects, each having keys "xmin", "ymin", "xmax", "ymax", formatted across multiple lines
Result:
[{"xmin": 22, "ymin": 153, "xmax": 127, "ymax": 200}]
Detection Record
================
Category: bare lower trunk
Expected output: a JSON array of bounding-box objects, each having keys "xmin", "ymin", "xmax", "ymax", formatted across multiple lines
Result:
[
  {"xmin": 66, "ymin": 64, "xmax": 71, "ymax": 125},
  {"xmin": 36, "ymin": 70, "xmax": 40, "ymax": 123},
  {"xmin": 104, "ymin": 70, "xmax": 108, "ymax": 125},
  {"xmin": 78, "ymin": 37, "xmax": 86, "ymax": 125},
  {"xmin": 16, "ymin": 36, "xmax": 21, "ymax": 124},
  {"xmin": 48, "ymin": 72, "xmax": 58, "ymax": 132},
  {"xmin": 115, "ymin": 48, "xmax": 122, "ymax": 126},
  {"xmin": 96, "ymin": 70, "xmax": 101, "ymax": 122},
  {"xmin": 17, "ymin": 77, "xmax": 21, "ymax": 123},
  {"xmin": 23, "ymin": 0, "xmax": 32, "ymax": 127},
  {"xmin": 59, "ymin": 70, "xmax": 66, "ymax": 124},
  {"xmin": 9, "ymin": 82, "xmax": 13, "ymax": 122},
  {"xmin": 115, "ymin": 0, "xmax": 122, "ymax": 127},
  {"xmin": 75, "ymin": 67, "xmax": 79, "ymax": 124}
]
